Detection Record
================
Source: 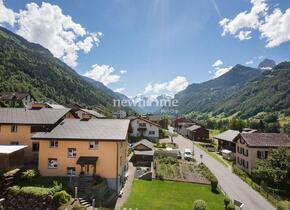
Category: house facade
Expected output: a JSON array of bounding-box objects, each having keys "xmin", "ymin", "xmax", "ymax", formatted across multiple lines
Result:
[
  {"xmin": 0, "ymin": 92, "xmax": 35, "ymax": 108},
  {"xmin": 132, "ymin": 139, "xmax": 154, "ymax": 166},
  {"xmin": 32, "ymin": 119, "xmax": 130, "ymax": 193},
  {"xmin": 186, "ymin": 125, "xmax": 209, "ymax": 141},
  {"xmin": 235, "ymin": 133, "xmax": 290, "ymax": 174},
  {"xmin": 215, "ymin": 130, "xmax": 240, "ymax": 153},
  {"xmin": 0, "ymin": 108, "xmax": 74, "ymax": 162},
  {"xmin": 130, "ymin": 117, "xmax": 160, "ymax": 140}
]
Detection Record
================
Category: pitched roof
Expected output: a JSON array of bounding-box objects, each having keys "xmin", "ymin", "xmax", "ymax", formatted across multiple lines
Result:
[
  {"xmin": 32, "ymin": 119, "xmax": 130, "ymax": 141},
  {"xmin": 241, "ymin": 133, "xmax": 290, "ymax": 147},
  {"xmin": 132, "ymin": 117, "xmax": 161, "ymax": 127},
  {"xmin": 0, "ymin": 92, "xmax": 32, "ymax": 101},
  {"xmin": 45, "ymin": 103, "xmax": 66, "ymax": 109},
  {"xmin": 0, "ymin": 108, "xmax": 71, "ymax": 125},
  {"xmin": 214, "ymin": 130, "xmax": 240, "ymax": 142},
  {"xmin": 0, "ymin": 145, "xmax": 28, "ymax": 154},
  {"xmin": 133, "ymin": 139, "xmax": 154, "ymax": 150},
  {"xmin": 186, "ymin": 125, "xmax": 201, "ymax": 131},
  {"xmin": 80, "ymin": 109, "xmax": 105, "ymax": 118},
  {"xmin": 134, "ymin": 150, "xmax": 154, "ymax": 156}
]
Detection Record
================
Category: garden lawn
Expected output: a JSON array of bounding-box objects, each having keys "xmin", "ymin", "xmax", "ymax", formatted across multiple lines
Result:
[{"xmin": 123, "ymin": 180, "xmax": 225, "ymax": 210}]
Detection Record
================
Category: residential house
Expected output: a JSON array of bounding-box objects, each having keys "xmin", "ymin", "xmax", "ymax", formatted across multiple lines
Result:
[
  {"xmin": 32, "ymin": 119, "xmax": 130, "ymax": 193},
  {"xmin": 75, "ymin": 108, "xmax": 106, "ymax": 119},
  {"xmin": 236, "ymin": 133, "xmax": 290, "ymax": 174},
  {"xmin": 129, "ymin": 117, "xmax": 161, "ymax": 140},
  {"xmin": 186, "ymin": 125, "xmax": 209, "ymax": 141},
  {"xmin": 147, "ymin": 115, "xmax": 168, "ymax": 129},
  {"xmin": 0, "ymin": 92, "xmax": 35, "ymax": 108},
  {"xmin": 0, "ymin": 108, "xmax": 74, "ymax": 162},
  {"xmin": 0, "ymin": 145, "xmax": 27, "ymax": 171},
  {"xmin": 132, "ymin": 139, "xmax": 154, "ymax": 166},
  {"xmin": 31, "ymin": 102, "xmax": 66, "ymax": 110},
  {"xmin": 178, "ymin": 122, "xmax": 195, "ymax": 136},
  {"xmin": 215, "ymin": 130, "xmax": 240, "ymax": 153},
  {"xmin": 113, "ymin": 110, "xmax": 127, "ymax": 119}
]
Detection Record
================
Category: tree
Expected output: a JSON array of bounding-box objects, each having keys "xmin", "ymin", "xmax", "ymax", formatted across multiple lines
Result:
[
  {"xmin": 224, "ymin": 196, "xmax": 230, "ymax": 209},
  {"xmin": 192, "ymin": 199, "xmax": 207, "ymax": 210},
  {"xmin": 227, "ymin": 204, "xmax": 235, "ymax": 210},
  {"xmin": 21, "ymin": 169, "xmax": 38, "ymax": 183},
  {"xmin": 252, "ymin": 147, "xmax": 290, "ymax": 189}
]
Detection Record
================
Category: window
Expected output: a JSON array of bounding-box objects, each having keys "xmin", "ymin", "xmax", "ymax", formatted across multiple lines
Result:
[
  {"xmin": 139, "ymin": 123, "xmax": 146, "ymax": 127},
  {"xmin": 48, "ymin": 158, "xmax": 58, "ymax": 169},
  {"xmin": 32, "ymin": 143, "xmax": 39, "ymax": 152},
  {"xmin": 257, "ymin": 151, "xmax": 268, "ymax": 159},
  {"xmin": 67, "ymin": 167, "xmax": 76, "ymax": 176},
  {"xmin": 50, "ymin": 140, "xmax": 58, "ymax": 148},
  {"xmin": 240, "ymin": 138, "xmax": 245, "ymax": 144},
  {"xmin": 10, "ymin": 141, "xmax": 19, "ymax": 145},
  {"xmin": 68, "ymin": 148, "xmax": 77, "ymax": 158},
  {"xmin": 243, "ymin": 149, "xmax": 248, "ymax": 157},
  {"xmin": 149, "ymin": 130, "xmax": 155, "ymax": 135},
  {"xmin": 89, "ymin": 141, "xmax": 98, "ymax": 150},
  {"xmin": 11, "ymin": 125, "xmax": 17, "ymax": 133}
]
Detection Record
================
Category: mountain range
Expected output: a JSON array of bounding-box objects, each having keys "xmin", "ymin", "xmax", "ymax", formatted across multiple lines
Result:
[{"xmin": 0, "ymin": 26, "xmax": 123, "ymax": 112}]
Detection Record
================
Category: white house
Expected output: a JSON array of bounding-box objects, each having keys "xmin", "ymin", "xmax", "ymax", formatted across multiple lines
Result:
[
  {"xmin": 130, "ymin": 117, "xmax": 160, "ymax": 140},
  {"xmin": 113, "ymin": 110, "xmax": 127, "ymax": 119}
]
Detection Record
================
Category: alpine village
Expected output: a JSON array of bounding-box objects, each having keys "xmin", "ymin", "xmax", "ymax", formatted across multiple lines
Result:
[{"xmin": 1, "ymin": 2, "xmax": 290, "ymax": 210}]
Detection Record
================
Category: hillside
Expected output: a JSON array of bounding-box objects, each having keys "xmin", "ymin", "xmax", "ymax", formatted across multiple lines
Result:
[
  {"xmin": 175, "ymin": 64, "xmax": 261, "ymax": 113},
  {"xmin": 213, "ymin": 62, "xmax": 290, "ymax": 119},
  {"xmin": 0, "ymin": 26, "xmax": 114, "ymax": 109}
]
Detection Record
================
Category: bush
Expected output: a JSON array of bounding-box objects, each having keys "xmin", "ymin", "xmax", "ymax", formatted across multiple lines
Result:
[
  {"xmin": 227, "ymin": 204, "xmax": 235, "ymax": 210},
  {"xmin": 53, "ymin": 190, "xmax": 71, "ymax": 206},
  {"xmin": 192, "ymin": 199, "xmax": 207, "ymax": 210},
  {"xmin": 21, "ymin": 169, "xmax": 38, "ymax": 183},
  {"xmin": 210, "ymin": 178, "xmax": 218, "ymax": 192},
  {"xmin": 9, "ymin": 185, "xmax": 54, "ymax": 196},
  {"xmin": 72, "ymin": 204, "xmax": 86, "ymax": 210},
  {"xmin": 277, "ymin": 201, "xmax": 290, "ymax": 210},
  {"xmin": 224, "ymin": 196, "xmax": 230, "ymax": 208}
]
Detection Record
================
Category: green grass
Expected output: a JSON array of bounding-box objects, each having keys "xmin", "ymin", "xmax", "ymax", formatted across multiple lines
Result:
[
  {"xmin": 123, "ymin": 180, "xmax": 225, "ymax": 210},
  {"xmin": 195, "ymin": 144, "xmax": 229, "ymax": 168}
]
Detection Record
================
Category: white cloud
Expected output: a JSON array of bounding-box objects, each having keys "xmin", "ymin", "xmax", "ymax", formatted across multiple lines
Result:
[
  {"xmin": 236, "ymin": 30, "xmax": 252, "ymax": 40},
  {"xmin": 83, "ymin": 64, "xmax": 121, "ymax": 86},
  {"xmin": 220, "ymin": 0, "xmax": 268, "ymax": 39},
  {"xmin": 210, "ymin": 59, "xmax": 232, "ymax": 78},
  {"xmin": 213, "ymin": 66, "xmax": 233, "ymax": 78},
  {"xmin": 120, "ymin": 70, "xmax": 127, "ymax": 74},
  {"xmin": 115, "ymin": 88, "xmax": 125, "ymax": 93},
  {"xmin": 259, "ymin": 8, "xmax": 290, "ymax": 48},
  {"xmin": 0, "ymin": 0, "xmax": 16, "ymax": 26},
  {"xmin": 143, "ymin": 76, "xmax": 188, "ymax": 94},
  {"xmin": 0, "ymin": 2, "xmax": 101, "ymax": 67},
  {"xmin": 245, "ymin": 60, "xmax": 254, "ymax": 65},
  {"xmin": 212, "ymin": 59, "xmax": 223, "ymax": 67},
  {"xmin": 220, "ymin": 0, "xmax": 290, "ymax": 47}
]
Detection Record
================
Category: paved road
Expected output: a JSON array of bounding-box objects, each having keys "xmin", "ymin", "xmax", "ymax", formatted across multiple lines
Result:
[
  {"xmin": 114, "ymin": 156, "xmax": 136, "ymax": 210},
  {"xmin": 167, "ymin": 128, "xmax": 275, "ymax": 210}
]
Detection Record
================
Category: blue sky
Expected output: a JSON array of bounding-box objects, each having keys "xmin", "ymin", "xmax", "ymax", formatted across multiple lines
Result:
[{"xmin": 1, "ymin": 0, "xmax": 290, "ymax": 97}]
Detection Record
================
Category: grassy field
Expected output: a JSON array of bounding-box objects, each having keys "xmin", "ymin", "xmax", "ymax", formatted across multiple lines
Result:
[{"xmin": 123, "ymin": 180, "xmax": 225, "ymax": 210}]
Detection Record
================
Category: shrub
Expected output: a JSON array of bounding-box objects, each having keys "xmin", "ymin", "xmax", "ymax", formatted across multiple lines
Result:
[
  {"xmin": 224, "ymin": 196, "xmax": 230, "ymax": 208},
  {"xmin": 53, "ymin": 190, "xmax": 71, "ymax": 206},
  {"xmin": 277, "ymin": 201, "xmax": 290, "ymax": 210},
  {"xmin": 227, "ymin": 204, "xmax": 235, "ymax": 210},
  {"xmin": 51, "ymin": 181, "xmax": 63, "ymax": 193},
  {"xmin": 210, "ymin": 178, "xmax": 218, "ymax": 192},
  {"xmin": 192, "ymin": 199, "xmax": 207, "ymax": 210},
  {"xmin": 72, "ymin": 204, "xmax": 86, "ymax": 210},
  {"xmin": 21, "ymin": 169, "xmax": 38, "ymax": 183},
  {"xmin": 9, "ymin": 185, "xmax": 54, "ymax": 197}
]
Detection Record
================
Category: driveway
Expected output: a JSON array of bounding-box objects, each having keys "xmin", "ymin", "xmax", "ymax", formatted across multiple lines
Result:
[
  {"xmin": 114, "ymin": 157, "xmax": 136, "ymax": 210},
  {"xmin": 166, "ymin": 128, "xmax": 275, "ymax": 210}
]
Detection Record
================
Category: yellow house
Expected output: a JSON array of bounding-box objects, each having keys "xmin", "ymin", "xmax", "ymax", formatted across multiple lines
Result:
[
  {"xmin": 0, "ymin": 108, "xmax": 74, "ymax": 162},
  {"xmin": 32, "ymin": 118, "xmax": 130, "ymax": 193}
]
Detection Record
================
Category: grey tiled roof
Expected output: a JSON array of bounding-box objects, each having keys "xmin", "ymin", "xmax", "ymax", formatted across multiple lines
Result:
[
  {"xmin": 214, "ymin": 130, "xmax": 240, "ymax": 142},
  {"xmin": 241, "ymin": 133, "xmax": 290, "ymax": 147},
  {"xmin": 33, "ymin": 119, "xmax": 130, "ymax": 141},
  {"xmin": 80, "ymin": 109, "xmax": 105, "ymax": 118},
  {"xmin": 0, "ymin": 108, "xmax": 71, "ymax": 125},
  {"xmin": 133, "ymin": 139, "xmax": 154, "ymax": 150},
  {"xmin": 186, "ymin": 125, "xmax": 201, "ymax": 131}
]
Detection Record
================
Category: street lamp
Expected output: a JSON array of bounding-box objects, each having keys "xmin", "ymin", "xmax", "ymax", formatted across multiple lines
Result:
[{"xmin": 200, "ymin": 154, "xmax": 203, "ymax": 163}]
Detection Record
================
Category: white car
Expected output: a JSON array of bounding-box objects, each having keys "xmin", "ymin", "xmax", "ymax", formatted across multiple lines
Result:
[{"xmin": 184, "ymin": 148, "xmax": 193, "ymax": 161}]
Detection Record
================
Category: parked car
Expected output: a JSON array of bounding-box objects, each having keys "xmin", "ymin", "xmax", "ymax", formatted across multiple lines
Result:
[{"xmin": 184, "ymin": 148, "xmax": 193, "ymax": 161}]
